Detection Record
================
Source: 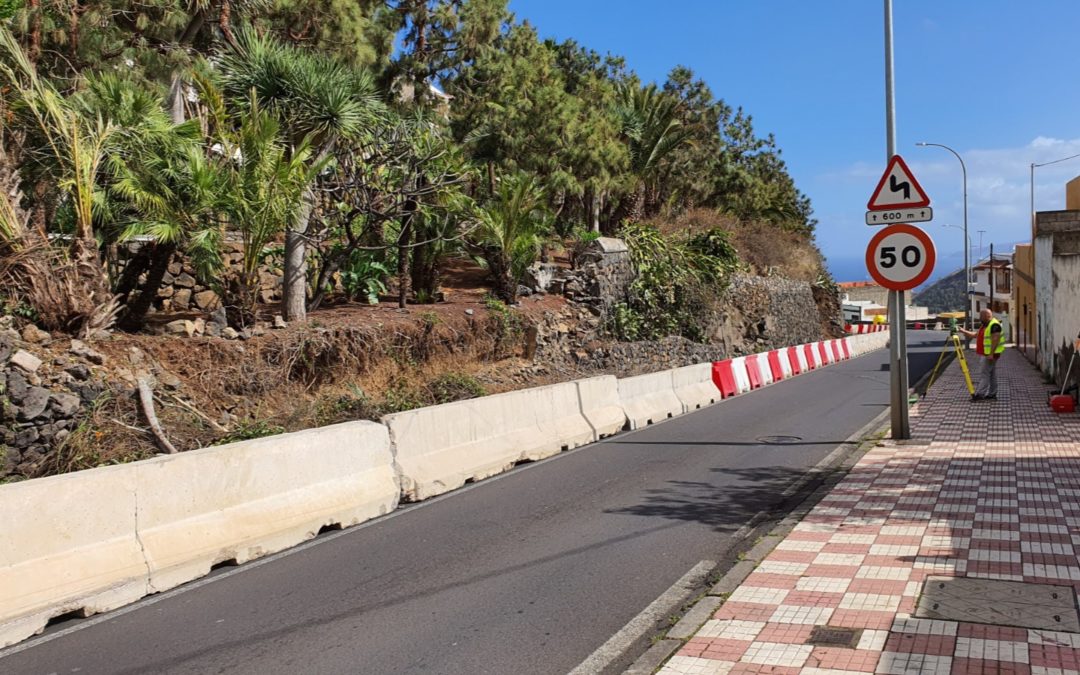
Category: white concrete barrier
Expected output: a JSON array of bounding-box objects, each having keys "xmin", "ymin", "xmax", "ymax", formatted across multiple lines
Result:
[
  {"xmin": 0, "ymin": 466, "xmax": 147, "ymax": 649},
  {"xmin": 617, "ymin": 370, "xmax": 685, "ymax": 430},
  {"xmin": 137, "ymin": 422, "xmax": 396, "ymax": 594},
  {"xmin": 385, "ymin": 381, "xmax": 595, "ymax": 501},
  {"xmin": 671, "ymin": 363, "xmax": 721, "ymax": 412},
  {"xmin": 730, "ymin": 356, "xmax": 752, "ymax": 393},
  {"xmin": 0, "ymin": 420, "xmax": 397, "ymax": 648},
  {"xmin": 575, "ymin": 375, "xmax": 627, "ymax": 438}
]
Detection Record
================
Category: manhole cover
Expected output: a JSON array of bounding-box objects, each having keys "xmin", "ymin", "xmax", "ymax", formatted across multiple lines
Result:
[
  {"xmin": 915, "ymin": 576, "xmax": 1080, "ymax": 632},
  {"xmin": 757, "ymin": 436, "xmax": 803, "ymax": 445},
  {"xmin": 807, "ymin": 626, "xmax": 861, "ymax": 648}
]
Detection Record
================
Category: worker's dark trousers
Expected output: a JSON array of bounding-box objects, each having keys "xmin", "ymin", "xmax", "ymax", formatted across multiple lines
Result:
[{"xmin": 975, "ymin": 357, "xmax": 998, "ymax": 398}]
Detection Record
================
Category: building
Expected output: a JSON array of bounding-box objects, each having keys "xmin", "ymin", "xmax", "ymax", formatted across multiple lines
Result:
[
  {"xmin": 1034, "ymin": 210, "xmax": 1080, "ymax": 382},
  {"xmin": 1012, "ymin": 243, "xmax": 1036, "ymax": 362},
  {"xmin": 837, "ymin": 282, "xmax": 927, "ymax": 324},
  {"xmin": 837, "ymin": 281, "xmax": 910, "ymax": 308},
  {"xmin": 970, "ymin": 253, "xmax": 1012, "ymax": 316}
]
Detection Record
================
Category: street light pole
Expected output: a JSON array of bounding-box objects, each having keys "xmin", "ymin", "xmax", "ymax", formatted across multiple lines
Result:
[{"xmin": 917, "ymin": 142, "xmax": 969, "ymax": 327}]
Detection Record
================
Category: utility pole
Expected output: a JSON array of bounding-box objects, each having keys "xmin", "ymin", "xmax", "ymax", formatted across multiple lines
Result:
[
  {"xmin": 989, "ymin": 243, "xmax": 995, "ymax": 315},
  {"xmin": 884, "ymin": 0, "xmax": 910, "ymax": 439}
]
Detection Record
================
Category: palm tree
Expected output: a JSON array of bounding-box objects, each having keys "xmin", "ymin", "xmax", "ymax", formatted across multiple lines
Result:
[
  {"xmin": 469, "ymin": 172, "xmax": 549, "ymax": 304},
  {"xmin": 615, "ymin": 82, "xmax": 693, "ymax": 224},
  {"xmin": 78, "ymin": 74, "xmax": 222, "ymax": 330},
  {"xmin": 0, "ymin": 27, "xmax": 118, "ymax": 334},
  {"xmin": 215, "ymin": 28, "xmax": 385, "ymax": 322}
]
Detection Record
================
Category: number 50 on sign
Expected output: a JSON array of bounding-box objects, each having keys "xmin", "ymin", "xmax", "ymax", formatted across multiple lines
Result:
[{"xmin": 864, "ymin": 223, "xmax": 936, "ymax": 291}]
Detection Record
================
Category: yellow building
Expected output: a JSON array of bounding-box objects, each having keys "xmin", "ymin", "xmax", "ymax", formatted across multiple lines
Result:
[{"xmin": 1012, "ymin": 243, "xmax": 1036, "ymax": 362}]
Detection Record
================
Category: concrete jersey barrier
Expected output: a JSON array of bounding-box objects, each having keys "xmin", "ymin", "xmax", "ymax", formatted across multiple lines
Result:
[
  {"xmin": 671, "ymin": 363, "xmax": 721, "ymax": 412},
  {"xmin": 384, "ymin": 380, "xmax": 596, "ymax": 501},
  {"xmin": 0, "ymin": 420, "xmax": 397, "ymax": 648},
  {"xmin": 137, "ymin": 422, "xmax": 397, "ymax": 594},
  {"xmin": 574, "ymin": 375, "xmax": 627, "ymax": 439},
  {"xmin": 0, "ymin": 465, "xmax": 146, "ymax": 649},
  {"xmin": 617, "ymin": 370, "xmax": 684, "ymax": 430}
]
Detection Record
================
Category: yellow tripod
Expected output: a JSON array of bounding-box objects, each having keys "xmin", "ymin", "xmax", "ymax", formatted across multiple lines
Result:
[{"xmin": 926, "ymin": 333, "xmax": 975, "ymax": 395}]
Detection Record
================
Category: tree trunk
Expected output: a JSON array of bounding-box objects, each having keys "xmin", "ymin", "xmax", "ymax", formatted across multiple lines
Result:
[
  {"xmin": 397, "ymin": 198, "xmax": 417, "ymax": 309},
  {"xmin": 283, "ymin": 226, "xmax": 307, "ymax": 321},
  {"xmin": 166, "ymin": 74, "xmax": 186, "ymax": 124},
  {"xmin": 410, "ymin": 241, "xmax": 439, "ymax": 303},
  {"xmin": 627, "ymin": 182, "xmax": 646, "ymax": 224},
  {"xmin": 119, "ymin": 243, "xmax": 175, "ymax": 332},
  {"xmin": 485, "ymin": 249, "xmax": 515, "ymax": 304},
  {"xmin": 113, "ymin": 245, "xmax": 152, "ymax": 305},
  {"xmin": 590, "ymin": 188, "xmax": 601, "ymax": 233}
]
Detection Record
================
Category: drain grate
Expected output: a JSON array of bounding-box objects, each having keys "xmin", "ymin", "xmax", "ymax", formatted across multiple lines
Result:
[
  {"xmin": 807, "ymin": 626, "xmax": 862, "ymax": 648},
  {"xmin": 915, "ymin": 576, "xmax": 1080, "ymax": 632},
  {"xmin": 757, "ymin": 435, "xmax": 804, "ymax": 445}
]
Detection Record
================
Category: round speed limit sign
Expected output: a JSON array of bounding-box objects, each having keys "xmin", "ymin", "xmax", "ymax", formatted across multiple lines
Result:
[{"xmin": 864, "ymin": 224, "xmax": 936, "ymax": 291}]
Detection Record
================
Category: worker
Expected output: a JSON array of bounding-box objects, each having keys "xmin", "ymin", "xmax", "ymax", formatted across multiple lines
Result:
[{"xmin": 958, "ymin": 309, "xmax": 1004, "ymax": 401}]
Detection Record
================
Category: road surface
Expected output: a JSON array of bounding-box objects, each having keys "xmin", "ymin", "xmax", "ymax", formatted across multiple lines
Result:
[{"xmin": 1, "ymin": 331, "xmax": 948, "ymax": 675}]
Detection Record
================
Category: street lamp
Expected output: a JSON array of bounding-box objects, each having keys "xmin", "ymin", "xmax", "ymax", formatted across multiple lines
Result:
[
  {"xmin": 1031, "ymin": 152, "xmax": 1080, "ymax": 236},
  {"xmin": 917, "ymin": 141, "xmax": 970, "ymax": 327}
]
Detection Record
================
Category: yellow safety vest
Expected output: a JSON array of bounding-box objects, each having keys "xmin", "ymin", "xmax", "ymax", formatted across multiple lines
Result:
[{"xmin": 978, "ymin": 318, "xmax": 1005, "ymax": 356}]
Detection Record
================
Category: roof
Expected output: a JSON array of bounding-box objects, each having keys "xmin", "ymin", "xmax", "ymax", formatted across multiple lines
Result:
[{"xmin": 837, "ymin": 281, "xmax": 883, "ymax": 289}]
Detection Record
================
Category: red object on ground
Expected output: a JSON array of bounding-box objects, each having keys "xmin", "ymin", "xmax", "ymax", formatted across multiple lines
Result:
[
  {"xmin": 840, "ymin": 339, "xmax": 851, "ymax": 360},
  {"xmin": 745, "ymin": 354, "xmax": 763, "ymax": 389},
  {"xmin": 830, "ymin": 340, "xmax": 842, "ymax": 362},
  {"xmin": 711, "ymin": 360, "xmax": 738, "ymax": 398},
  {"xmin": 803, "ymin": 344, "xmax": 817, "ymax": 370},
  {"xmin": 818, "ymin": 342, "xmax": 830, "ymax": 365},
  {"xmin": 787, "ymin": 347, "xmax": 802, "ymax": 375},
  {"xmin": 844, "ymin": 324, "xmax": 852, "ymax": 334},
  {"xmin": 1051, "ymin": 395, "xmax": 1076, "ymax": 413},
  {"xmin": 767, "ymin": 351, "xmax": 785, "ymax": 382},
  {"xmin": 914, "ymin": 322, "xmax": 923, "ymax": 329}
]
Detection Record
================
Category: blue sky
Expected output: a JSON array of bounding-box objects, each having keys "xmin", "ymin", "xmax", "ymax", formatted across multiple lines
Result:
[{"xmin": 507, "ymin": 0, "xmax": 1080, "ymax": 283}]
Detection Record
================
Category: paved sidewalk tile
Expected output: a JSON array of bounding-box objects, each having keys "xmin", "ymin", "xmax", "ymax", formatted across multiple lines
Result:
[{"xmin": 659, "ymin": 350, "xmax": 1080, "ymax": 675}]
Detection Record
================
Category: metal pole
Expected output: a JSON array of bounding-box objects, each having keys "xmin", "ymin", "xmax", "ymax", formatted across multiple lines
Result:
[
  {"xmin": 917, "ymin": 143, "xmax": 970, "ymax": 328},
  {"xmin": 989, "ymin": 243, "xmax": 995, "ymax": 315},
  {"xmin": 884, "ymin": 0, "xmax": 909, "ymax": 439}
]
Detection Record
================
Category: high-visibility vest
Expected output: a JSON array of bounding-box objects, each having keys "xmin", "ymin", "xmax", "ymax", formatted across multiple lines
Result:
[{"xmin": 977, "ymin": 318, "xmax": 1005, "ymax": 356}]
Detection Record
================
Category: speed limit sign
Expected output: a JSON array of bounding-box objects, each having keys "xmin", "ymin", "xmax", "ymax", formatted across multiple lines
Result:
[{"xmin": 865, "ymin": 223, "xmax": 936, "ymax": 291}]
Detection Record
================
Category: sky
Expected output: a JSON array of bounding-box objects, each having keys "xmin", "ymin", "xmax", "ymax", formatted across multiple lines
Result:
[{"xmin": 506, "ymin": 0, "xmax": 1080, "ymax": 284}]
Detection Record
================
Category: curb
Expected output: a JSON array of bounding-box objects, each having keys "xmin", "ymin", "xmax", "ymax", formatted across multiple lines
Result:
[{"xmin": 617, "ymin": 343, "xmax": 949, "ymax": 673}]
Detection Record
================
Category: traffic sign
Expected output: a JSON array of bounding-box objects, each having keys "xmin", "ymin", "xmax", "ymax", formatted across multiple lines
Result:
[
  {"xmin": 867, "ymin": 155, "xmax": 930, "ymax": 210},
  {"xmin": 865, "ymin": 206, "xmax": 933, "ymax": 226},
  {"xmin": 865, "ymin": 223, "xmax": 936, "ymax": 291}
]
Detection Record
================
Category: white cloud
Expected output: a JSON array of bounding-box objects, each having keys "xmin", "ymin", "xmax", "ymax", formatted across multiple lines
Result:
[{"xmin": 815, "ymin": 136, "xmax": 1080, "ymax": 275}]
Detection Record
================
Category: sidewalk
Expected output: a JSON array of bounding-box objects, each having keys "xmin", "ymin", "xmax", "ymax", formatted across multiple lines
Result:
[{"xmin": 657, "ymin": 349, "xmax": 1080, "ymax": 675}]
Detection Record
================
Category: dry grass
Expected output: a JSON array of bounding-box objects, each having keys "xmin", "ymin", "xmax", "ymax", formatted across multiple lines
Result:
[
  {"xmin": 654, "ymin": 208, "xmax": 825, "ymax": 282},
  {"xmin": 30, "ymin": 304, "xmax": 535, "ymax": 474}
]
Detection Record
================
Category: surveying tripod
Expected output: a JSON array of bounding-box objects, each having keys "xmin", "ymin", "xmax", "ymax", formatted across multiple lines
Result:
[{"xmin": 925, "ymin": 319, "xmax": 975, "ymax": 395}]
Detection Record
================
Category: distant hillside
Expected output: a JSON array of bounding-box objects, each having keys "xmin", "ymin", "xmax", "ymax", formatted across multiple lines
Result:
[{"xmin": 914, "ymin": 268, "xmax": 966, "ymax": 313}]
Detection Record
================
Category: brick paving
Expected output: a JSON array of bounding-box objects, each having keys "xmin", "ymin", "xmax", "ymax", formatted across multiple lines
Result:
[{"xmin": 659, "ymin": 349, "xmax": 1080, "ymax": 674}]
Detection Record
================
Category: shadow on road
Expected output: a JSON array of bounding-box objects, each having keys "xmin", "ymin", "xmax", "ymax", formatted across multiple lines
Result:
[{"xmin": 607, "ymin": 464, "xmax": 845, "ymax": 531}]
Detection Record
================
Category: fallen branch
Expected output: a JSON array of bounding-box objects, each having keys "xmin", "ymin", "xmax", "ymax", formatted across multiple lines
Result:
[
  {"xmin": 137, "ymin": 373, "xmax": 179, "ymax": 454},
  {"xmin": 166, "ymin": 393, "xmax": 228, "ymax": 433}
]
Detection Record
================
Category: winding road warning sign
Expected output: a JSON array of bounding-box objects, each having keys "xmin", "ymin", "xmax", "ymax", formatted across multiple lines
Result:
[
  {"xmin": 865, "ymin": 223, "xmax": 936, "ymax": 291},
  {"xmin": 867, "ymin": 155, "xmax": 930, "ymax": 210}
]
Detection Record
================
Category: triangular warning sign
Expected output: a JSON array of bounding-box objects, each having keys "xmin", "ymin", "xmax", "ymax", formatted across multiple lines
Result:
[{"xmin": 867, "ymin": 155, "xmax": 931, "ymax": 210}]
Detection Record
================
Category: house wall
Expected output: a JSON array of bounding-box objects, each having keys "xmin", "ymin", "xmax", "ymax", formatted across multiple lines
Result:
[
  {"xmin": 1013, "ymin": 244, "xmax": 1037, "ymax": 362},
  {"xmin": 1034, "ymin": 210, "xmax": 1080, "ymax": 382}
]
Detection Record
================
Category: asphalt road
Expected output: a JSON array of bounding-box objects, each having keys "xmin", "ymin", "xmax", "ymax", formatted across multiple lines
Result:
[{"xmin": 1, "ymin": 331, "xmax": 948, "ymax": 675}]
